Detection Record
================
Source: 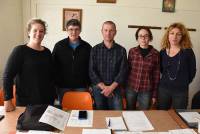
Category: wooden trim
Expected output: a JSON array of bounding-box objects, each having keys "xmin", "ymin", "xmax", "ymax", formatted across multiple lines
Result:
[
  {"xmin": 164, "ymin": 27, "xmax": 196, "ymax": 32},
  {"xmin": 128, "ymin": 25, "xmax": 162, "ymax": 30}
]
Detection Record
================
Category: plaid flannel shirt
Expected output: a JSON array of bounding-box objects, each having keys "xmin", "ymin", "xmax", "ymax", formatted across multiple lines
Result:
[{"xmin": 127, "ymin": 46, "xmax": 160, "ymax": 98}]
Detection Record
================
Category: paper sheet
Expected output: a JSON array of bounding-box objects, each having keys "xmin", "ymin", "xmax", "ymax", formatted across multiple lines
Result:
[
  {"xmin": 39, "ymin": 105, "xmax": 70, "ymax": 131},
  {"xmin": 16, "ymin": 130, "xmax": 62, "ymax": 134},
  {"xmin": 105, "ymin": 116, "xmax": 127, "ymax": 131},
  {"xmin": 169, "ymin": 128, "xmax": 197, "ymax": 134},
  {"xmin": 82, "ymin": 129, "xmax": 111, "ymax": 134},
  {"xmin": 0, "ymin": 106, "xmax": 5, "ymax": 115},
  {"xmin": 114, "ymin": 132, "xmax": 169, "ymax": 134},
  {"xmin": 179, "ymin": 112, "xmax": 200, "ymax": 123},
  {"xmin": 122, "ymin": 111, "xmax": 154, "ymax": 131},
  {"xmin": 67, "ymin": 110, "xmax": 93, "ymax": 127}
]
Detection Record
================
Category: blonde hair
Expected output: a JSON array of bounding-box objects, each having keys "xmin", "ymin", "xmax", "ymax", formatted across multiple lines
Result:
[
  {"xmin": 161, "ymin": 22, "xmax": 192, "ymax": 50},
  {"xmin": 27, "ymin": 18, "xmax": 47, "ymax": 37}
]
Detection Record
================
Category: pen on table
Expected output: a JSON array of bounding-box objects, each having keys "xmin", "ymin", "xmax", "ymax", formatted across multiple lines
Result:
[{"xmin": 108, "ymin": 118, "xmax": 111, "ymax": 127}]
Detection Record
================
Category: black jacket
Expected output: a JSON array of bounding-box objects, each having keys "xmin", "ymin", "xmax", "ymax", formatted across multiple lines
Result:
[{"xmin": 52, "ymin": 37, "xmax": 92, "ymax": 88}]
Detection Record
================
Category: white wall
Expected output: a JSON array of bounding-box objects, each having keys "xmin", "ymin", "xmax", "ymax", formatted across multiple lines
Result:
[
  {"xmin": 1, "ymin": 0, "xmax": 200, "ymax": 107},
  {"xmin": 22, "ymin": 0, "xmax": 200, "ymax": 107},
  {"xmin": 0, "ymin": 0, "xmax": 23, "ymax": 86}
]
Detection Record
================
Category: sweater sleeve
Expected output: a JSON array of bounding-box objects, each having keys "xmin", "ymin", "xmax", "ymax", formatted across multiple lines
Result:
[
  {"xmin": 187, "ymin": 49, "xmax": 196, "ymax": 83},
  {"xmin": 3, "ymin": 46, "xmax": 23, "ymax": 100}
]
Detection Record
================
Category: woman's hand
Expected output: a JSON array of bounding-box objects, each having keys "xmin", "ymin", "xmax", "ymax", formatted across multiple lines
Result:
[{"xmin": 4, "ymin": 100, "xmax": 15, "ymax": 112}]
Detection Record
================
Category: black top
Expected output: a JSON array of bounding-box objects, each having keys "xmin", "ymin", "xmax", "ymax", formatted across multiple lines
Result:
[
  {"xmin": 89, "ymin": 41, "xmax": 128, "ymax": 85},
  {"xmin": 160, "ymin": 48, "xmax": 196, "ymax": 90},
  {"xmin": 139, "ymin": 45, "xmax": 152, "ymax": 57},
  {"xmin": 52, "ymin": 37, "xmax": 92, "ymax": 88},
  {"xmin": 3, "ymin": 45, "xmax": 56, "ymax": 106}
]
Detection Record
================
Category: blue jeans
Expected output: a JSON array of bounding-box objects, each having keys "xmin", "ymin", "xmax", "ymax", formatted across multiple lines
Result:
[
  {"xmin": 91, "ymin": 85, "xmax": 123, "ymax": 110},
  {"xmin": 157, "ymin": 86, "xmax": 188, "ymax": 110},
  {"xmin": 125, "ymin": 87, "xmax": 152, "ymax": 110},
  {"xmin": 57, "ymin": 88, "xmax": 87, "ymax": 104}
]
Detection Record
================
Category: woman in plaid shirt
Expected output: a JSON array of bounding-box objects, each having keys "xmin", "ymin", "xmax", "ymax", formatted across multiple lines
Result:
[{"xmin": 126, "ymin": 27, "xmax": 160, "ymax": 110}]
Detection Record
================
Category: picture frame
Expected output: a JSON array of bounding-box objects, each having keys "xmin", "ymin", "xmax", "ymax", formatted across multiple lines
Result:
[
  {"xmin": 97, "ymin": 0, "xmax": 116, "ymax": 3},
  {"xmin": 162, "ymin": 0, "xmax": 175, "ymax": 12},
  {"xmin": 63, "ymin": 8, "xmax": 82, "ymax": 31}
]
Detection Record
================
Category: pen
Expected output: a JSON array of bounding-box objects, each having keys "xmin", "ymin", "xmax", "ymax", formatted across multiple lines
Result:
[{"xmin": 108, "ymin": 118, "xmax": 111, "ymax": 127}]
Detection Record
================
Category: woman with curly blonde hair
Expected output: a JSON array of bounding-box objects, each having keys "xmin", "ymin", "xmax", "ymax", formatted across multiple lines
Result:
[{"xmin": 158, "ymin": 22, "xmax": 196, "ymax": 110}]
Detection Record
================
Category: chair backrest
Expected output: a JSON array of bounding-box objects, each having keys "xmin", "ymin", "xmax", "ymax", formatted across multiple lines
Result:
[
  {"xmin": 62, "ymin": 91, "xmax": 93, "ymax": 110},
  {"xmin": 0, "ymin": 89, "xmax": 4, "ymax": 106},
  {"xmin": 0, "ymin": 85, "xmax": 16, "ymax": 106}
]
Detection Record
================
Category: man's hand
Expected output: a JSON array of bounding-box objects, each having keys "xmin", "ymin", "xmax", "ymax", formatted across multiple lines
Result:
[{"xmin": 101, "ymin": 86, "xmax": 114, "ymax": 97}]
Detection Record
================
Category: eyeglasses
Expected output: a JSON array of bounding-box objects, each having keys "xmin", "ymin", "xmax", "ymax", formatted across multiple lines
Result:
[
  {"xmin": 67, "ymin": 28, "xmax": 80, "ymax": 33},
  {"xmin": 138, "ymin": 35, "xmax": 149, "ymax": 39}
]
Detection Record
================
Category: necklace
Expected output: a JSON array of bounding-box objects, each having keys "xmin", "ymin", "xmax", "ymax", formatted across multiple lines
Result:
[{"xmin": 166, "ymin": 50, "xmax": 181, "ymax": 81}]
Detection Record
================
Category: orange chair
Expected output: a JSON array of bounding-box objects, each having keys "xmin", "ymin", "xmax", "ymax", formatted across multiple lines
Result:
[
  {"xmin": 62, "ymin": 91, "xmax": 93, "ymax": 110},
  {"xmin": 0, "ymin": 85, "xmax": 16, "ymax": 106},
  {"xmin": 0, "ymin": 88, "xmax": 3, "ymax": 106}
]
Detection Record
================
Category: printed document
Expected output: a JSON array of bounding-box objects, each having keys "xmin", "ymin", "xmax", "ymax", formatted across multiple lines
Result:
[
  {"xmin": 106, "ymin": 116, "xmax": 127, "ymax": 131},
  {"xmin": 67, "ymin": 110, "xmax": 93, "ymax": 127},
  {"xmin": 82, "ymin": 129, "xmax": 111, "ymax": 134},
  {"xmin": 178, "ymin": 112, "xmax": 200, "ymax": 122},
  {"xmin": 122, "ymin": 111, "xmax": 154, "ymax": 131},
  {"xmin": 39, "ymin": 105, "xmax": 70, "ymax": 131}
]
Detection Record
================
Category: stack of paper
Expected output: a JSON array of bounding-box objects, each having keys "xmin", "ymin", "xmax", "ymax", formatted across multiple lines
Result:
[
  {"xmin": 105, "ymin": 116, "xmax": 127, "ymax": 131},
  {"xmin": 122, "ymin": 111, "xmax": 154, "ymax": 132},
  {"xmin": 67, "ymin": 110, "xmax": 93, "ymax": 127}
]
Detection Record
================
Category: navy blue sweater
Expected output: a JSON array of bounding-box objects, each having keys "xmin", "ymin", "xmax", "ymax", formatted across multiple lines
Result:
[{"xmin": 160, "ymin": 49, "xmax": 196, "ymax": 90}]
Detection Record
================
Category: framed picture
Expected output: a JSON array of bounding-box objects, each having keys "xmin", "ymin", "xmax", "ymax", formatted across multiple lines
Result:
[
  {"xmin": 63, "ymin": 8, "xmax": 82, "ymax": 31},
  {"xmin": 162, "ymin": 0, "xmax": 175, "ymax": 12},
  {"xmin": 97, "ymin": 0, "xmax": 116, "ymax": 3}
]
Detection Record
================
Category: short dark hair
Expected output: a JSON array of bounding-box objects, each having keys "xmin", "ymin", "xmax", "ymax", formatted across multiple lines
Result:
[
  {"xmin": 135, "ymin": 27, "xmax": 153, "ymax": 41},
  {"xmin": 102, "ymin": 21, "xmax": 116, "ymax": 30},
  {"xmin": 66, "ymin": 19, "xmax": 81, "ymax": 30}
]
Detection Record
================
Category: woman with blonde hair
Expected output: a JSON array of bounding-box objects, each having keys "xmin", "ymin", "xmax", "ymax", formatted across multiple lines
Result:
[
  {"xmin": 3, "ymin": 18, "xmax": 56, "ymax": 112},
  {"xmin": 157, "ymin": 22, "xmax": 196, "ymax": 110}
]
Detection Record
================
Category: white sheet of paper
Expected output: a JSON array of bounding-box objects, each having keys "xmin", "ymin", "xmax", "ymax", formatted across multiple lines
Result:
[
  {"xmin": 114, "ymin": 132, "xmax": 169, "ymax": 134},
  {"xmin": 169, "ymin": 128, "xmax": 197, "ymax": 134},
  {"xmin": 82, "ymin": 129, "xmax": 111, "ymax": 134},
  {"xmin": 16, "ymin": 130, "xmax": 62, "ymax": 134},
  {"xmin": 122, "ymin": 111, "xmax": 154, "ymax": 131},
  {"xmin": 179, "ymin": 112, "xmax": 200, "ymax": 123},
  {"xmin": 0, "ymin": 106, "xmax": 5, "ymax": 115},
  {"xmin": 67, "ymin": 110, "xmax": 93, "ymax": 127},
  {"xmin": 39, "ymin": 105, "xmax": 70, "ymax": 131},
  {"xmin": 106, "ymin": 116, "xmax": 127, "ymax": 131}
]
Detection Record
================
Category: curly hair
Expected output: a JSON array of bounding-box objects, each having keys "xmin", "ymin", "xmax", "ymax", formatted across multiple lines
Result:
[{"xmin": 161, "ymin": 22, "xmax": 192, "ymax": 50}]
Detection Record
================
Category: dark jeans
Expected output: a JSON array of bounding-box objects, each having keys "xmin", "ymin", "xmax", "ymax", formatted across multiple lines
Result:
[
  {"xmin": 91, "ymin": 85, "xmax": 123, "ymax": 110},
  {"xmin": 57, "ymin": 88, "xmax": 87, "ymax": 104},
  {"xmin": 157, "ymin": 86, "xmax": 188, "ymax": 110},
  {"xmin": 125, "ymin": 87, "xmax": 152, "ymax": 110}
]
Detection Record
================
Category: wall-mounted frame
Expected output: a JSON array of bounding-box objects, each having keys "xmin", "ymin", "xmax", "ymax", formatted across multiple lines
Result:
[
  {"xmin": 97, "ymin": 0, "xmax": 116, "ymax": 3},
  {"xmin": 162, "ymin": 0, "xmax": 175, "ymax": 12},
  {"xmin": 63, "ymin": 8, "xmax": 82, "ymax": 31}
]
